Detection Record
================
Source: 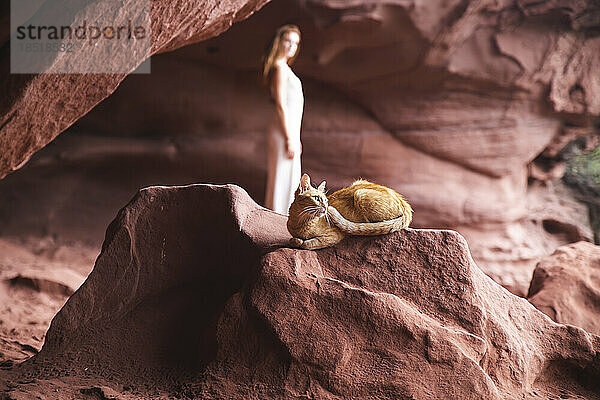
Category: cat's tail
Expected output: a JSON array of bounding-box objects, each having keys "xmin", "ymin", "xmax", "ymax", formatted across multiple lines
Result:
[{"xmin": 327, "ymin": 206, "xmax": 411, "ymax": 236}]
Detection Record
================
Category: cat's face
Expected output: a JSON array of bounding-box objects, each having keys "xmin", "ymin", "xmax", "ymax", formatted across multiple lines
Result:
[{"xmin": 293, "ymin": 174, "xmax": 328, "ymax": 218}]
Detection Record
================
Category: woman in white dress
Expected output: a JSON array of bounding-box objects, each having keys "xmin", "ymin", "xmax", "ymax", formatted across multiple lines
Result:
[{"xmin": 262, "ymin": 25, "xmax": 304, "ymax": 215}]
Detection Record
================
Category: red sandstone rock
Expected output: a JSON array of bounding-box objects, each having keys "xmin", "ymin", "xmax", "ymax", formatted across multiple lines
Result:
[
  {"xmin": 61, "ymin": 0, "xmax": 600, "ymax": 294},
  {"xmin": 6, "ymin": 268, "xmax": 82, "ymax": 297},
  {"xmin": 1, "ymin": 0, "xmax": 598, "ymax": 302},
  {"xmin": 2, "ymin": 184, "xmax": 599, "ymax": 399},
  {"xmin": 528, "ymin": 241, "xmax": 600, "ymax": 336},
  {"xmin": 0, "ymin": 0, "xmax": 268, "ymax": 180}
]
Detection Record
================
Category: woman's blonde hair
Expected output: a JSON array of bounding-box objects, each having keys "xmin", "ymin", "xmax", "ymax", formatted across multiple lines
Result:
[{"xmin": 262, "ymin": 24, "xmax": 301, "ymax": 86}]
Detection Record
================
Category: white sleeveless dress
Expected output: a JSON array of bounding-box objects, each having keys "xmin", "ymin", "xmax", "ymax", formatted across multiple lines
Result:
[{"xmin": 265, "ymin": 67, "xmax": 304, "ymax": 215}]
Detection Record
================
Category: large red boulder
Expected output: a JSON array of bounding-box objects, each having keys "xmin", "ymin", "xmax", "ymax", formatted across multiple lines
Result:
[
  {"xmin": 2, "ymin": 184, "xmax": 599, "ymax": 399},
  {"xmin": 528, "ymin": 241, "xmax": 600, "ymax": 336}
]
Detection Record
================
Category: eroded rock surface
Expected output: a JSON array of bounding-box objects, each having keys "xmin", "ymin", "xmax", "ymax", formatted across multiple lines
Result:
[
  {"xmin": 4, "ymin": 0, "xmax": 597, "ymax": 295},
  {"xmin": 0, "ymin": 0, "xmax": 598, "ymax": 309},
  {"xmin": 528, "ymin": 241, "xmax": 600, "ymax": 336},
  {"xmin": 0, "ymin": 0, "xmax": 268, "ymax": 180},
  {"xmin": 2, "ymin": 184, "xmax": 599, "ymax": 399}
]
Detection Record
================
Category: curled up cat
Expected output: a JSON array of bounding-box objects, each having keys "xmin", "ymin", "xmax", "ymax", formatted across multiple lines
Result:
[{"xmin": 287, "ymin": 174, "xmax": 413, "ymax": 250}]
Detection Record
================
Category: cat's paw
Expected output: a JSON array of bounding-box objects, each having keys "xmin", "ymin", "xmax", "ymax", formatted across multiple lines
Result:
[{"xmin": 289, "ymin": 237, "xmax": 304, "ymax": 248}]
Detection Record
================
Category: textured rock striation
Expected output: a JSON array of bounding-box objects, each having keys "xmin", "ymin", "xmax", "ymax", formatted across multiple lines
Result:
[
  {"xmin": 2, "ymin": 0, "xmax": 598, "ymax": 295},
  {"xmin": 0, "ymin": 0, "xmax": 268, "ymax": 180},
  {"xmin": 3, "ymin": 184, "xmax": 599, "ymax": 399},
  {"xmin": 528, "ymin": 241, "xmax": 600, "ymax": 336}
]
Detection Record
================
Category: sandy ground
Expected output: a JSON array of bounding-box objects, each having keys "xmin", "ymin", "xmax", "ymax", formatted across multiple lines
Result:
[
  {"xmin": 0, "ymin": 235, "xmax": 208, "ymax": 399},
  {"xmin": 0, "ymin": 237, "xmax": 97, "ymax": 370}
]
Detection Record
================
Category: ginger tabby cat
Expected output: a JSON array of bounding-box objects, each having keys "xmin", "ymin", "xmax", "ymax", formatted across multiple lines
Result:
[{"xmin": 287, "ymin": 174, "xmax": 413, "ymax": 249}]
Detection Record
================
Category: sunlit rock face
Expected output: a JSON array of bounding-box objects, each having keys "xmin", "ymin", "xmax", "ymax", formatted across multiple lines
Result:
[{"xmin": 0, "ymin": 0, "xmax": 598, "ymax": 294}]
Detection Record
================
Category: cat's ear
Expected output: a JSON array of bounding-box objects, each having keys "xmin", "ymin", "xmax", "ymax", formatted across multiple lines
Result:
[
  {"xmin": 317, "ymin": 180, "xmax": 326, "ymax": 193},
  {"xmin": 300, "ymin": 174, "xmax": 311, "ymax": 192}
]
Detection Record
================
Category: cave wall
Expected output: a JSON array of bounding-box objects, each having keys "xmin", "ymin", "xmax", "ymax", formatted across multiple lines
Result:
[
  {"xmin": 0, "ymin": 0, "xmax": 269, "ymax": 180},
  {"xmin": 0, "ymin": 0, "xmax": 599, "ymax": 294}
]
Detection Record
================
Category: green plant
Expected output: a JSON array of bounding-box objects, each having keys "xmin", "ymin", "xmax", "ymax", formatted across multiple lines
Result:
[{"xmin": 564, "ymin": 145, "xmax": 600, "ymax": 244}]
